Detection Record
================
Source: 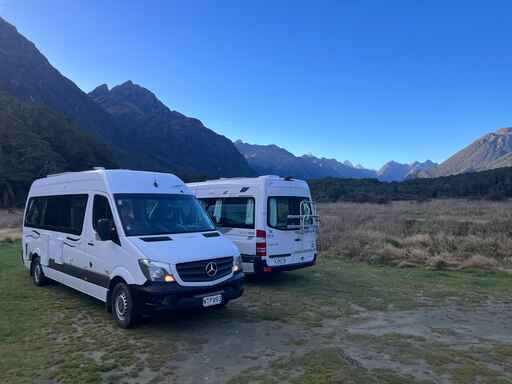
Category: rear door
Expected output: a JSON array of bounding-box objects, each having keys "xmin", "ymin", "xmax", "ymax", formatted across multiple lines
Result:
[
  {"xmin": 23, "ymin": 197, "xmax": 49, "ymax": 266},
  {"xmin": 266, "ymin": 196, "xmax": 315, "ymax": 266},
  {"xmin": 296, "ymin": 199, "xmax": 317, "ymax": 256}
]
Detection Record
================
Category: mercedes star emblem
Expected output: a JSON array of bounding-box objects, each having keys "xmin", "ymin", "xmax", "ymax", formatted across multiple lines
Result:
[{"xmin": 205, "ymin": 262, "xmax": 218, "ymax": 277}]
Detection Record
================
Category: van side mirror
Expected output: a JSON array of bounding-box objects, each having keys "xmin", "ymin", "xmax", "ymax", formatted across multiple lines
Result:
[{"xmin": 97, "ymin": 218, "xmax": 115, "ymax": 241}]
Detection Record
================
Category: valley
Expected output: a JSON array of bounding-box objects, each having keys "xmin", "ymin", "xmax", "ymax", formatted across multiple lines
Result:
[{"xmin": 2, "ymin": 199, "xmax": 512, "ymax": 383}]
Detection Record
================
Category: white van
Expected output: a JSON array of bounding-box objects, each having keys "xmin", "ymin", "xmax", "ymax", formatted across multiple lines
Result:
[
  {"xmin": 188, "ymin": 176, "xmax": 318, "ymax": 275},
  {"xmin": 22, "ymin": 169, "xmax": 244, "ymax": 328}
]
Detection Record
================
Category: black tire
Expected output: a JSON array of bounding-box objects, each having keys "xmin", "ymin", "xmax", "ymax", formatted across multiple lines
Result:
[
  {"xmin": 31, "ymin": 257, "xmax": 49, "ymax": 286},
  {"xmin": 111, "ymin": 282, "xmax": 139, "ymax": 328}
]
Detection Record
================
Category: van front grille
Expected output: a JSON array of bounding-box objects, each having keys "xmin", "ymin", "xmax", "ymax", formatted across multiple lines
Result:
[{"xmin": 176, "ymin": 257, "xmax": 233, "ymax": 282}]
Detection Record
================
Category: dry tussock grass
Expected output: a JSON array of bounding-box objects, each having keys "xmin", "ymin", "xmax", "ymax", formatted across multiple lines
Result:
[
  {"xmin": 0, "ymin": 209, "xmax": 22, "ymax": 242},
  {"xmin": 318, "ymin": 200, "xmax": 512, "ymax": 270}
]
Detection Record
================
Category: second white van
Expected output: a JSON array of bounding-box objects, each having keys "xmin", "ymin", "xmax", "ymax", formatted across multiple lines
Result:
[
  {"xmin": 188, "ymin": 176, "xmax": 319, "ymax": 275},
  {"xmin": 22, "ymin": 169, "xmax": 244, "ymax": 328}
]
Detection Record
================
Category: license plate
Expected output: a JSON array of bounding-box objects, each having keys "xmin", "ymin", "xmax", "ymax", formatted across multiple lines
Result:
[
  {"xmin": 202, "ymin": 294, "xmax": 222, "ymax": 307},
  {"xmin": 273, "ymin": 256, "xmax": 288, "ymax": 265},
  {"xmin": 242, "ymin": 262, "xmax": 255, "ymax": 273}
]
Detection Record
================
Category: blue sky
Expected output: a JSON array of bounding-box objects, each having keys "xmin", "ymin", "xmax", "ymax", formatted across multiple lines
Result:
[{"xmin": 2, "ymin": 1, "xmax": 512, "ymax": 169}]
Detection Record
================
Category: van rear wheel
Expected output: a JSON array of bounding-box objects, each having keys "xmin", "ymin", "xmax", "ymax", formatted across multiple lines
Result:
[
  {"xmin": 31, "ymin": 257, "xmax": 49, "ymax": 286},
  {"xmin": 112, "ymin": 282, "xmax": 139, "ymax": 328}
]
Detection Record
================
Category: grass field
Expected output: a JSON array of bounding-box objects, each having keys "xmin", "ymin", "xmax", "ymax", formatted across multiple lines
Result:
[
  {"xmin": 318, "ymin": 200, "xmax": 512, "ymax": 270},
  {"xmin": 1, "ymin": 237, "xmax": 512, "ymax": 384},
  {"xmin": 0, "ymin": 209, "xmax": 22, "ymax": 242}
]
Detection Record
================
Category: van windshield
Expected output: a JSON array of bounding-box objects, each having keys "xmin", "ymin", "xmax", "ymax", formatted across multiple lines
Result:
[{"xmin": 114, "ymin": 194, "xmax": 215, "ymax": 236}]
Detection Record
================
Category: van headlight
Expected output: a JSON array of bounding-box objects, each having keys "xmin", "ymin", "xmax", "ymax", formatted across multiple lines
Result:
[
  {"xmin": 138, "ymin": 259, "xmax": 175, "ymax": 282},
  {"xmin": 232, "ymin": 254, "xmax": 243, "ymax": 273}
]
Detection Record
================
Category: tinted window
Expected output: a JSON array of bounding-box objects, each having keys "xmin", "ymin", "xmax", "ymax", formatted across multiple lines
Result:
[
  {"xmin": 268, "ymin": 196, "xmax": 312, "ymax": 230},
  {"xmin": 25, "ymin": 197, "xmax": 46, "ymax": 228},
  {"xmin": 200, "ymin": 197, "xmax": 255, "ymax": 229},
  {"xmin": 25, "ymin": 195, "xmax": 88, "ymax": 235},
  {"xmin": 93, "ymin": 195, "xmax": 114, "ymax": 230}
]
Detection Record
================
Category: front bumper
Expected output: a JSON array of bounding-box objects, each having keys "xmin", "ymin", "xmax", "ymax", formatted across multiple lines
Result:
[
  {"xmin": 242, "ymin": 254, "xmax": 317, "ymax": 274},
  {"xmin": 131, "ymin": 272, "xmax": 244, "ymax": 311}
]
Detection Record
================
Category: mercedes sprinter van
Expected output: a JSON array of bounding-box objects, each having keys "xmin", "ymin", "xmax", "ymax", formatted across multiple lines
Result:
[
  {"xmin": 188, "ymin": 176, "xmax": 318, "ymax": 275},
  {"xmin": 22, "ymin": 169, "xmax": 244, "ymax": 328}
]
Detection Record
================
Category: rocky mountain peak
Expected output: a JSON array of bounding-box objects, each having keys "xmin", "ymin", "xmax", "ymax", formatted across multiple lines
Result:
[
  {"xmin": 89, "ymin": 80, "xmax": 184, "ymax": 120},
  {"xmin": 89, "ymin": 84, "xmax": 109, "ymax": 99},
  {"xmin": 496, "ymin": 127, "xmax": 512, "ymax": 135},
  {"xmin": 419, "ymin": 127, "xmax": 512, "ymax": 178}
]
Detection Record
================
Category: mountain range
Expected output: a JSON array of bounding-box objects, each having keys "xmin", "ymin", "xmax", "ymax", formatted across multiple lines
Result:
[
  {"xmin": 234, "ymin": 140, "xmax": 437, "ymax": 181},
  {"xmin": 418, "ymin": 128, "xmax": 512, "ymax": 178},
  {"xmin": 0, "ymin": 16, "xmax": 253, "ymax": 181},
  {"xmin": 88, "ymin": 81, "xmax": 253, "ymax": 178},
  {"xmin": 3, "ymin": 14, "xmax": 512, "ymax": 207},
  {"xmin": 235, "ymin": 128, "xmax": 512, "ymax": 181},
  {"xmin": 234, "ymin": 140, "xmax": 376, "ymax": 179},
  {"xmin": 376, "ymin": 160, "xmax": 437, "ymax": 181}
]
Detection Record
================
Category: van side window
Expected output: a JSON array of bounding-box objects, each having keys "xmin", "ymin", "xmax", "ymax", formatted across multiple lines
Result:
[
  {"xmin": 25, "ymin": 197, "xmax": 46, "ymax": 228},
  {"xmin": 200, "ymin": 197, "xmax": 255, "ymax": 229},
  {"xmin": 201, "ymin": 198, "xmax": 221, "ymax": 225},
  {"xmin": 26, "ymin": 195, "xmax": 87, "ymax": 235},
  {"xmin": 93, "ymin": 195, "xmax": 113, "ymax": 230},
  {"xmin": 68, "ymin": 196, "xmax": 88, "ymax": 234},
  {"xmin": 46, "ymin": 195, "xmax": 88, "ymax": 235}
]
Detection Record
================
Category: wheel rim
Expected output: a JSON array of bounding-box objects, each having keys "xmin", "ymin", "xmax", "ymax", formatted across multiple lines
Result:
[
  {"xmin": 34, "ymin": 264, "xmax": 41, "ymax": 283},
  {"xmin": 115, "ymin": 290, "xmax": 129, "ymax": 321}
]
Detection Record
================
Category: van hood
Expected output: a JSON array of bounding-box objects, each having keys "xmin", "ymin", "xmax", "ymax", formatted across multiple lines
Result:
[{"xmin": 127, "ymin": 232, "xmax": 239, "ymax": 265}]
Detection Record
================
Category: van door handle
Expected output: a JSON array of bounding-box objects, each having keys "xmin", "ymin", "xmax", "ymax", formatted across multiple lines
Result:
[
  {"xmin": 87, "ymin": 242, "xmax": 94, "ymax": 246},
  {"xmin": 89, "ymin": 262, "xmax": 93, "ymax": 268},
  {"xmin": 294, "ymin": 238, "xmax": 301, "ymax": 242}
]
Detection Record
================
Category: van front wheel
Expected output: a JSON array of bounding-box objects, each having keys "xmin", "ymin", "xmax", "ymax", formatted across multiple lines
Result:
[
  {"xmin": 112, "ymin": 283, "xmax": 139, "ymax": 328},
  {"xmin": 31, "ymin": 257, "xmax": 48, "ymax": 286}
]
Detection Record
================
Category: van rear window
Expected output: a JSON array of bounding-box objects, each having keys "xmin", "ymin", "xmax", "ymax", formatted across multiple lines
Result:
[
  {"xmin": 200, "ymin": 197, "xmax": 255, "ymax": 229},
  {"xmin": 25, "ymin": 195, "xmax": 88, "ymax": 235},
  {"xmin": 267, "ymin": 196, "xmax": 312, "ymax": 230}
]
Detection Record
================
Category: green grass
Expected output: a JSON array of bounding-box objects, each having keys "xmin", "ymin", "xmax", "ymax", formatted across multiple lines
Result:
[
  {"xmin": 1, "ymin": 241, "xmax": 511, "ymax": 384},
  {"xmin": 242, "ymin": 255, "xmax": 512, "ymax": 326}
]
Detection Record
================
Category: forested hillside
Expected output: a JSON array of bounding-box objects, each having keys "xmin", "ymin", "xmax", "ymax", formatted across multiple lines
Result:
[
  {"xmin": 309, "ymin": 166, "xmax": 512, "ymax": 203},
  {"xmin": 0, "ymin": 93, "xmax": 116, "ymax": 207}
]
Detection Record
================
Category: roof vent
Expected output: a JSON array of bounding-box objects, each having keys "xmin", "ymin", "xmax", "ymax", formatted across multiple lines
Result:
[{"xmin": 203, "ymin": 232, "xmax": 221, "ymax": 238}]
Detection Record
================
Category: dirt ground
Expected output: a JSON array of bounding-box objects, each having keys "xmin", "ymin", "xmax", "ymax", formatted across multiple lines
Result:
[{"xmin": 149, "ymin": 299, "xmax": 512, "ymax": 384}]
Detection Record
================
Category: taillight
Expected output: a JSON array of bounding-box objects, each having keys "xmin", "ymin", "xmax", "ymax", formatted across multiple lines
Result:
[{"xmin": 256, "ymin": 229, "xmax": 266, "ymax": 257}]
